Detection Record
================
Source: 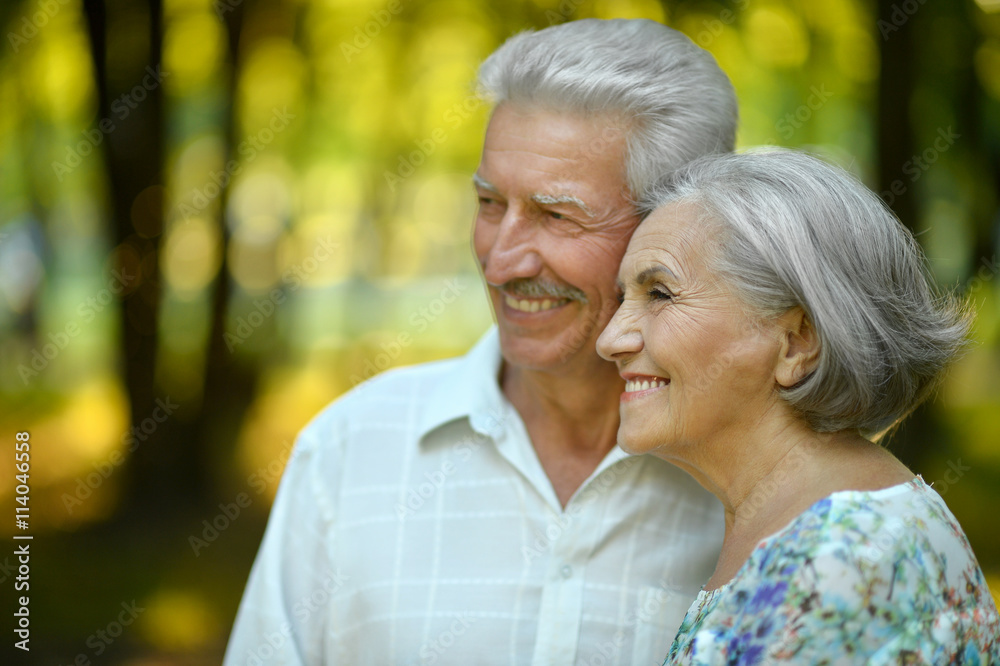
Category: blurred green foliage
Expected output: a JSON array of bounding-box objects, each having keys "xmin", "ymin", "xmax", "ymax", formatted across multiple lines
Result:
[{"xmin": 1, "ymin": 0, "xmax": 998, "ymax": 662}]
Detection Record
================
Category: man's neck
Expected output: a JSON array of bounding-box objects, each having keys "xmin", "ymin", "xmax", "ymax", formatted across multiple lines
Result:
[{"xmin": 501, "ymin": 358, "xmax": 624, "ymax": 507}]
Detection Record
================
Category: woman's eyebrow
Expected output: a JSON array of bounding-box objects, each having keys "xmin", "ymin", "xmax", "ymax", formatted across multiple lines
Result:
[{"xmin": 635, "ymin": 265, "xmax": 676, "ymax": 284}]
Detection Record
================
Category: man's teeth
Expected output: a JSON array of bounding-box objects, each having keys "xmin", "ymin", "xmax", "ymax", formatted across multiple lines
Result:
[
  {"xmin": 504, "ymin": 294, "xmax": 564, "ymax": 312},
  {"xmin": 625, "ymin": 379, "xmax": 668, "ymax": 392}
]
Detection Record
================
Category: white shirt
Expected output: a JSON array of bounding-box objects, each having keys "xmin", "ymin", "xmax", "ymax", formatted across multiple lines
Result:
[{"xmin": 224, "ymin": 328, "xmax": 724, "ymax": 666}]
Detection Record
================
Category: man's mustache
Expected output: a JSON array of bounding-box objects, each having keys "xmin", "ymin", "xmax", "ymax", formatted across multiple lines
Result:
[{"xmin": 496, "ymin": 278, "xmax": 588, "ymax": 303}]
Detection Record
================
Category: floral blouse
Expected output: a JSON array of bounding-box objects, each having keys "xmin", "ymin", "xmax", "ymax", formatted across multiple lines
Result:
[{"xmin": 665, "ymin": 477, "xmax": 999, "ymax": 664}]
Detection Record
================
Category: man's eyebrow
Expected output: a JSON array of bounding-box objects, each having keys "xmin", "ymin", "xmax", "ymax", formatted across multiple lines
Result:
[
  {"xmin": 472, "ymin": 174, "xmax": 498, "ymax": 193},
  {"xmin": 473, "ymin": 175, "xmax": 595, "ymax": 219},
  {"xmin": 531, "ymin": 193, "xmax": 595, "ymax": 218},
  {"xmin": 635, "ymin": 265, "xmax": 677, "ymax": 284}
]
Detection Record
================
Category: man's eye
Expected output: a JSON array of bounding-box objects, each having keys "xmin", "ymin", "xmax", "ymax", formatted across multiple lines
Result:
[
  {"xmin": 478, "ymin": 197, "xmax": 496, "ymax": 205},
  {"xmin": 548, "ymin": 211, "xmax": 566, "ymax": 220}
]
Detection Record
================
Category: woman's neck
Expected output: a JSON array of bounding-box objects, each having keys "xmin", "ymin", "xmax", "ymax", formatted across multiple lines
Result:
[{"xmin": 696, "ymin": 425, "xmax": 913, "ymax": 590}]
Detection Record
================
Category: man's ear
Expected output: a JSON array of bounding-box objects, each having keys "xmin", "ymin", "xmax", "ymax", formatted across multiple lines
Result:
[{"xmin": 774, "ymin": 307, "xmax": 820, "ymax": 388}]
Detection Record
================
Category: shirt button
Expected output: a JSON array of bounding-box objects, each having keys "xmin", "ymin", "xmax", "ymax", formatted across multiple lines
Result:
[{"xmin": 560, "ymin": 565, "xmax": 572, "ymax": 579}]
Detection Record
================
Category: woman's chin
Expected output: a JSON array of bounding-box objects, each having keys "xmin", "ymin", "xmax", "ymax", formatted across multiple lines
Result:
[
  {"xmin": 616, "ymin": 434, "xmax": 660, "ymax": 456},
  {"xmin": 616, "ymin": 423, "xmax": 682, "ymax": 459}
]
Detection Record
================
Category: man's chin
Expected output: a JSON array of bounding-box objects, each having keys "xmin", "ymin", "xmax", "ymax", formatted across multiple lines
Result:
[{"xmin": 497, "ymin": 326, "xmax": 594, "ymax": 373}]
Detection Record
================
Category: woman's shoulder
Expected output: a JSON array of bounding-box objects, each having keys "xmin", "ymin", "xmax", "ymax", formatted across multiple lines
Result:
[
  {"xmin": 793, "ymin": 476, "xmax": 977, "ymax": 575},
  {"xmin": 667, "ymin": 478, "xmax": 999, "ymax": 664},
  {"xmin": 751, "ymin": 477, "xmax": 985, "ymax": 598},
  {"xmin": 734, "ymin": 476, "xmax": 1000, "ymax": 660}
]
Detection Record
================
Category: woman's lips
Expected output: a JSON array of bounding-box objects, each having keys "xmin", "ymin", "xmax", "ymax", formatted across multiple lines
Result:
[{"xmin": 620, "ymin": 375, "xmax": 669, "ymax": 402}]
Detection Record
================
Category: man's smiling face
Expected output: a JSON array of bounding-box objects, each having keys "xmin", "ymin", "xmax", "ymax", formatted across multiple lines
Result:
[{"xmin": 473, "ymin": 104, "xmax": 640, "ymax": 374}]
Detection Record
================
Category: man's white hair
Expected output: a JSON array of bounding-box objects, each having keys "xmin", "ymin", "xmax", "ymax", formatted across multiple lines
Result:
[{"xmin": 477, "ymin": 19, "xmax": 738, "ymax": 200}]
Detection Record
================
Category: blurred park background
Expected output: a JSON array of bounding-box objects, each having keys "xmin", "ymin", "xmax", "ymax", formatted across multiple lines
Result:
[{"xmin": 1, "ymin": 0, "xmax": 999, "ymax": 662}]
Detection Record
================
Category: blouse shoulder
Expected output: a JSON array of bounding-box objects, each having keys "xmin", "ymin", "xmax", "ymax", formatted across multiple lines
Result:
[
  {"xmin": 751, "ymin": 478, "xmax": 1000, "ymax": 662},
  {"xmin": 665, "ymin": 478, "xmax": 1000, "ymax": 664}
]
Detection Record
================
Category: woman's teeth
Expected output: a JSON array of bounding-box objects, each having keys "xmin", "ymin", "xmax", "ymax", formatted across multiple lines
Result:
[
  {"xmin": 504, "ymin": 294, "xmax": 567, "ymax": 312},
  {"xmin": 625, "ymin": 379, "xmax": 668, "ymax": 392}
]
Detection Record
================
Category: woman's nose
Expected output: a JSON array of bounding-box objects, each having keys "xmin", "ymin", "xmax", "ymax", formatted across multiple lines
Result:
[{"xmin": 597, "ymin": 308, "xmax": 643, "ymax": 361}]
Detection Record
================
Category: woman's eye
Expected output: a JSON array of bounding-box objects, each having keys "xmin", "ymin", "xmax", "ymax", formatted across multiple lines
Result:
[
  {"xmin": 647, "ymin": 288, "xmax": 673, "ymax": 301},
  {"xmin": 616, "ymin": 291, "xmax": 624, "ymax": 305}
]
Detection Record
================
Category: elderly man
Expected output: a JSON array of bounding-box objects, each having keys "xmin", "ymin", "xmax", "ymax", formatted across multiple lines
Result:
[{"xmin": 225, "ymin": 18, "xmax": 737, "ymax": 665}]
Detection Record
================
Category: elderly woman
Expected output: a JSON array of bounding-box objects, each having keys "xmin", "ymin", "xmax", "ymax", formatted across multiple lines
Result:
[{"xmin": 597, "ymin": 149, "xmax": 999, "ymax": 663}]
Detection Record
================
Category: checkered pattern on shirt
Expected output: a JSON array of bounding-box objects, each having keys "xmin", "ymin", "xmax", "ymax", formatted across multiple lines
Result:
[{"xmin": 225, "ymin": 329, "xmax": 724, "ymax": 666}]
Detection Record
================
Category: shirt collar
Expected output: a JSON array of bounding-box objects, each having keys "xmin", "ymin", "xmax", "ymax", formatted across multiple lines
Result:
[
  {"xmin": 416, "ymin": 326, "xmax": 639, "ymax": 510},
  {"xmin": 417, "ymin": 326, "xmax": 507, "ymax": 444}
]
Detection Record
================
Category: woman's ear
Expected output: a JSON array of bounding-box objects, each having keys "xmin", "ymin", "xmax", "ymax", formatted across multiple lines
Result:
[{"xmin": 774, "ymin": 307, "xmax": 820, "ymax": 388}]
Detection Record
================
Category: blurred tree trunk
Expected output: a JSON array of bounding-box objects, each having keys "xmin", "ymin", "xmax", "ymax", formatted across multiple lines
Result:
[
  {"xmin": 190, "ymin": 0, "xmax": 263, "ymax": 503},
  {"xmin": 81, "ymin": 0, "xmax": 198, "ymax": 520},
  {"xmin": 953, "ymin": 5, "xmax": 1000, "ymax": 274},
  {"xmin": 876, "ymin": 0, "xmax": 917, "ymax": 232},
  {"xmin": 82, "ymin": 0, "xmax": 262, "ymax": 521},
  {"xmin": 872, "ymin": 0, "xmax": 997, "ymax": 468},
  {"xmin": 875, "ymin": 0, "xmax": 933, "ymax": 465}
]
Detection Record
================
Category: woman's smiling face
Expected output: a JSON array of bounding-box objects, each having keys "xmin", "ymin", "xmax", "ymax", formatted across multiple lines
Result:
[{"xmin": 596, "ymin": 203, "xmax": 789, "ymax": 461}]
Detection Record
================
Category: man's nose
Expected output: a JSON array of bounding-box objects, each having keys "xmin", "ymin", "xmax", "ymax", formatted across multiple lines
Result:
[{"xmin": 481, "ymin": 210, "xmax": 543, "ymax": 285}]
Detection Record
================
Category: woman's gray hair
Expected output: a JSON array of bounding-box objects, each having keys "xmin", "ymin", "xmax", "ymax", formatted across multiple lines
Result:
[
  {"xmin": 642, "ymin": 148, "xmax": 971, "ymax": 435},
  {"xmin": 476, "ymin": 19, "xmax": 738, "ymax": 200}
]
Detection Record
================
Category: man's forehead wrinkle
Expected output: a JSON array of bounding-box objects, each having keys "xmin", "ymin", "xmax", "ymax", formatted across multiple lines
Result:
[
  {"xmin": 485, "ymin": 121, "xmax": 622, "ymax": 161},
  {"xmin": 483, "ymin": 145, "xmax": 601, "ymax": 167},
  {"xmin": 479, "ymin": 155, "xmax": 618, "ymax": 219},
  {"xmin": 489, "ymin": 120, "xmax": 599, "ymax": 146},
  {"xmin": 478, "ymin": 111, "xmax": 634, "ymax": 226},
  {"xmin": 479, "ymin": 148, "xmax": 591, "ymax": 180}
]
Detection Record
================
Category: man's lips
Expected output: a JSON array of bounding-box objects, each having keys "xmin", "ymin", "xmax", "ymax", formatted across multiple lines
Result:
[
  {"xmin": 501, "ymin": 292, "xmax": 572, "ymax": 313},
  {"xmin": 620, "ymin": 373, "xmax": 669, "ymax": 401}
]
